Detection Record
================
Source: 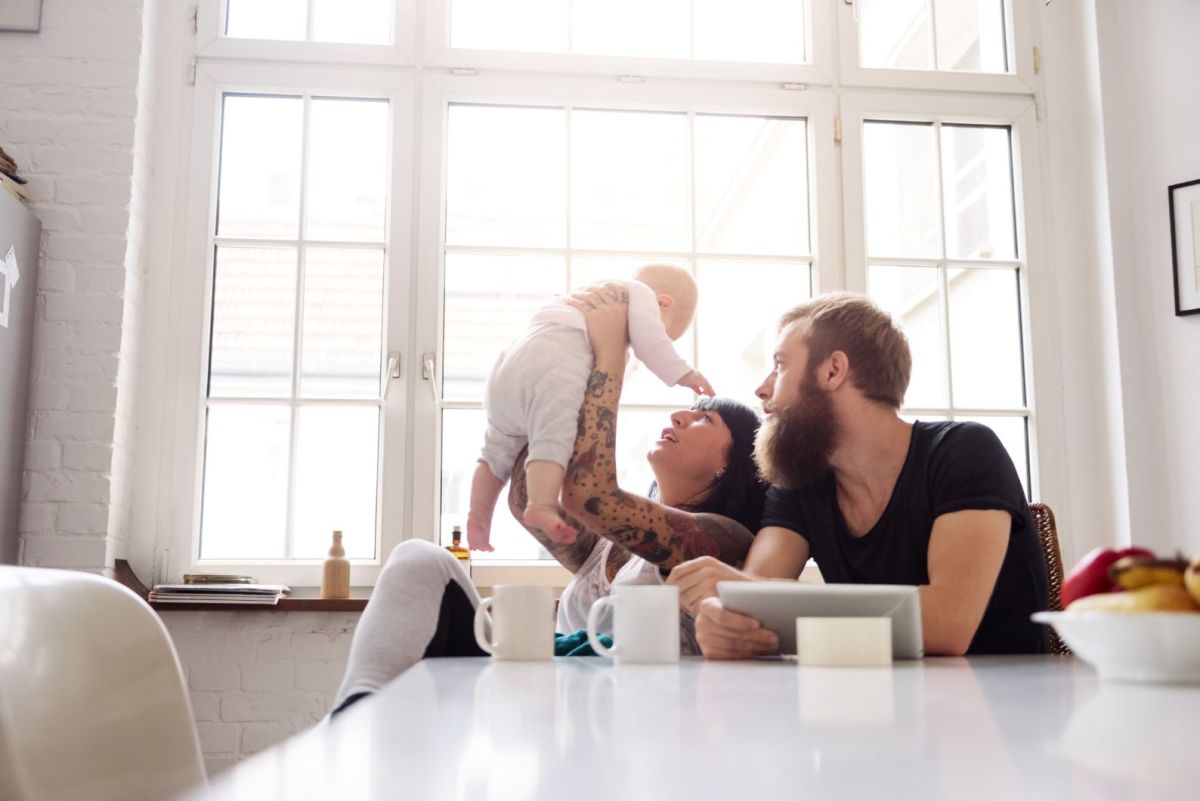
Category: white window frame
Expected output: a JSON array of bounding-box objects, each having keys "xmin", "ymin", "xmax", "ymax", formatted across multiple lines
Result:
[
  {"xmin": 837, "ymin": 0, "xmax": 1038, "ymax": 94},
  {"xmin": 156, "ymin": 0, "xmax": 1060, "ymax": 587},
  {"xmin": 411, "ymin": 73, "xmax": 840, "ymax": 577},
  {"xmin": 838, "ymin": 90, "xmax": 1065, "ymax": 508},
  {"xmin": 196, "ymin": 0, "xmax": 419, "ymax": 65},
  {"xmin": 422, "ymin": 0, "xmax": 835, "ymax": 86},
  {"xmin": 162, "ymin": 58, "xmax": 416, "ymax": 586}
]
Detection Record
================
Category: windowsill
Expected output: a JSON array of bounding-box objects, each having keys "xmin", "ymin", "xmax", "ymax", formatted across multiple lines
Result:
[
  {"xmin": 113, "ymin": 559, "xmax": 573, "ymax": 613},
  {"xmin": 114, "ymin": 559, "xmax": 371, "ymax": 612}
]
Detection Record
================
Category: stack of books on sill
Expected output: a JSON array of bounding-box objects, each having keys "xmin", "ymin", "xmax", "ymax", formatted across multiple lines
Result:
[{"xmin": 150, "ymin": 574, "xmax": 290, "ymax": 605}]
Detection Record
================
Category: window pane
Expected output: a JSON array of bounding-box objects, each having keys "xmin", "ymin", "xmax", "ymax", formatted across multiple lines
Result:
[
  {"xmin": 449, "ymin": 0, "xmax": 567, "ymax": 53},
  {"xmin": 210, "ymin": 246, "xmax": 296, "ymax": 398},
  {"xmin": 300, "ymin": 248, "xmax": 384, "ymax": 398},
  {"xmin": 859, "ymin": 0, "xmax": 932, "ymax": 70},
  {"xmin": 225, "ymin": 0, "xmax": 306, "ymax": 41},
  {"xmin": 292, "ymin": 406, "xmax": 380, "ymax": 559},
  {"xmin": 443, "ymin": 253, "xmax": 566, "ymax": 401},
  {"xmin": 440, "ymin": 408, "xmax": 551, "ymax": 560},
  {"xmin": 863, "ymin": 122, "xmax": 940, "ymax": 259},
  {"xmin": 693, "ymin": 0, "xmax": 806, "ymax": 64},
  {"xmin": 311, "ymin": 0, "xmax": 392, "ymax": 45},
  {"xmin": 217, "ymin": 95, "xmax": 303, "ymax": 239},
  {"xmin": 200, "ymin": 405, "xmax": 290, "ymax": 559},
  {"xmin": 446, "ymin": 105, "xmax": 566, "ymax": 248},
  {"xmin": 572, "ymin": 110, "xmax": 690, "ymax": 252},
  {"xmin": 955, "ymin": 415, "xmax": 1029, "ymax": 497},
  {"xmin": 307, "ymin": 98, "xmax": 389, "ymax": 242},
  {"xmin": 695, "ymin": 115, "xmax": 810, "ymax": 256},
  {"xmin": 859, "ymin": 0, "xmax": 1010, "ymax": 73},
  {"xmin": 697, "ymin": 260, "xmax": 810, "ymax": 405},
  {"xmin": 947, "ymin": 267, "xmax": 1023, "ymax": 408},
  {"xmin": 933, "ymin": 0, "xmax": 1009, "ymax": 72},
  {"xmin": 941, "ymin": 125, "xmax": 1015, "ymax": 260},
  {"xmin": 569, "ymin": 255, "xmax": 687, "ymax": 290},
  {"xmin": 868, "ymin": 265, "xmax": 946, "ymax": 408},
  {"xmin": 572, "ymin": 0, "xmax": 689, "ymax": 60}
]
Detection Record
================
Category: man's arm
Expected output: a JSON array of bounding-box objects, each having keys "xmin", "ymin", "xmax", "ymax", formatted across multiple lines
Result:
[{"xmin": 919, "ymin": 509, "xmax": 1010, "ymax": 656}]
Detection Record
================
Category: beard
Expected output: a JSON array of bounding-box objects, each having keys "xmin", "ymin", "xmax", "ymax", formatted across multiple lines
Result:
[{"xmin": 754, "ymin": 376, "xmax": 837, "ymax": 490}]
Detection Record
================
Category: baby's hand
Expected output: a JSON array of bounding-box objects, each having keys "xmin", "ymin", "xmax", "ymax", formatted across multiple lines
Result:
[
  {"xmin": 467, "ymin": 516, "xmax": 494, "ymax": 552},
  {"xmin": 676, "ymin": 369, "xmax": 715, "ymax": 397}
]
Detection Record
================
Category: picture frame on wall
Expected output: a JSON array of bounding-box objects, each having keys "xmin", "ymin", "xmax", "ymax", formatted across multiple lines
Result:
[
  {"xmin": 0, "ymin": 0, "xmax": 43, "ymax": 32},
  {"xmin": 1168, "ymin": 178, "xmax": 1200, "ymax": 317}
]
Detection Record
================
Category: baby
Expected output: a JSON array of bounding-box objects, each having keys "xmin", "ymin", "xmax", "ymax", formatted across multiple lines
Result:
[{"xmin": 467, "ymin": 264, "xmax": 714, "ymax": 551}]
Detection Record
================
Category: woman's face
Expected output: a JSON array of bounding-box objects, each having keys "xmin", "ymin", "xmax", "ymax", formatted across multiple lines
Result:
[{"xmin": 647, "ymin": 408, "xmax": 733, "ymax": 488}]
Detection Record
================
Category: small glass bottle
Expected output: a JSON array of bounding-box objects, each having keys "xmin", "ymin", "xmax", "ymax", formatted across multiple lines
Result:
[
  {"xmin": 447, "ymin": 525, "xmax": 471, "ymax": 574},
  {"xmin": 321, "ymin": 530, "xmax": 350, "ymax": 599}
]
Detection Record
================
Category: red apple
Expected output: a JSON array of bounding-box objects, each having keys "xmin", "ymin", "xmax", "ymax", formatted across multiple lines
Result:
[{"xmin": 1060, "ymin": 546, "xmax": 1154, "ymax": 608}]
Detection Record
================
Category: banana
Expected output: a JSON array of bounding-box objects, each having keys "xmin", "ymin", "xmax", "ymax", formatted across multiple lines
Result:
[
  {"xmin": 1107, "ymin": 555, "xmax": 1187, "ymax": 591},
  {"xmin": 1066, "ymin": 583, "xmax": 1198, "ymax": 613},
  {"xmin": 1185, "ymin": 558, "xmax": 1200, "ymax": 607}
]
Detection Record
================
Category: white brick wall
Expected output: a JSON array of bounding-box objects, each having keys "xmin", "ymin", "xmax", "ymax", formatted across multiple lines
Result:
[
  {"xmin": 1, "ymin": 0, "xmax": 149, "ymax": 574},
  {"xmin": 160, "ymin": 611, "xmax": 361, "ymax": 776}
]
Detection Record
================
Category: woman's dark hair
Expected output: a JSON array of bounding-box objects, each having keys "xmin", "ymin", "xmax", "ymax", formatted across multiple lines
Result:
[{"xmin": 651, "ymin": 396, "xmax": 769, "ymax": 534}]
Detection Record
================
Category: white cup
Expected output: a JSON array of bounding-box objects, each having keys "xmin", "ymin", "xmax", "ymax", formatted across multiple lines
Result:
[
  {"xmin": 473, "ymin": 585, "xmax": 555, "ymax": 660},
  {"xmin": 586, "ymin": 585, "xmax": 680, "ymax": 663}
]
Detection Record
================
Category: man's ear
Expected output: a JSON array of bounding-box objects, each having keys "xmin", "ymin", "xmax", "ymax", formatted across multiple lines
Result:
[
  {"xmin": 657, "ymin": 294, "xmax": 674, "ymax": 310},
  {"xmin": 823, "ymin": 351, "xmax": 851, "ymax": 390}
]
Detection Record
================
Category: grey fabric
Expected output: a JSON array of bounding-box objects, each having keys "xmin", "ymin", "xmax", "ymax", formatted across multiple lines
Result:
[{"xmin": 332, "ymin": 540, "xmax": 482, "ymax": 709}]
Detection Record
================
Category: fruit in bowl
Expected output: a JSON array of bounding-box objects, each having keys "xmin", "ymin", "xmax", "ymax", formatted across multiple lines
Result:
[{"xmin": 1034, "ymin": 546, "xmax": 1200, "ymax": 684}]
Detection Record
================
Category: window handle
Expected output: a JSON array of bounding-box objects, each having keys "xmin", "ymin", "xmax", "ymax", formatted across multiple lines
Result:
[
  {"xmin": 844, "ymin": 0, "xmax": 859, "ymax": 22},
  {"xmin": 383, "ymin": 352, "xmax": 401, "ymax": 400},
  {"xmin": 422, "ymin": 353, "xmax": 441, "ymax": 403}
]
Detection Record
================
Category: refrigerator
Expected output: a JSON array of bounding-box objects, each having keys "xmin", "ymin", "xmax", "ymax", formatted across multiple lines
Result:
[{"xmin": 0, "ymin": 189, "xmax": 39, "ymax": 564}]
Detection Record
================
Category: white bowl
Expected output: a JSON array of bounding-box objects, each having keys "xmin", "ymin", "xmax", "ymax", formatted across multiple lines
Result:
[{"xmin": 1033, "ymin": 610, "xmax": 1200, "ymax": 684}]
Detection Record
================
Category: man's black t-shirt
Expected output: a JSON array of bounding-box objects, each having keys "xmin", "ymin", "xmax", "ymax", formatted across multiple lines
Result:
[{"xmin": 761, "ymin": 421, "xmax": 1048, "ymax": 654}]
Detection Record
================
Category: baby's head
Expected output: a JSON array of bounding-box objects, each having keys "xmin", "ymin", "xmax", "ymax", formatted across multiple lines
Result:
[{"xmin": 633, "ymin": 264, "xmax": 697, "ymax": 341}]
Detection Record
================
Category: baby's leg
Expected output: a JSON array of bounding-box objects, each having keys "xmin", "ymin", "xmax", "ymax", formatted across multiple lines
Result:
[
  {"xmin": 467, "ymin": 461, "xmax": 505, "ymax": 551},
  {"xmin": 522, "ymin": 460, "xmax": 578, "ymax": 543}
]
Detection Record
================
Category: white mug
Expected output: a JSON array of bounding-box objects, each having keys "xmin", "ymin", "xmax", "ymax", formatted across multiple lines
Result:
[
  {"xmin": 473, "ymin": 585, "xmax": 555, "ymax": 660},
  {"xmin": 586, "ymin": 585, "xmax": 680, "ymax": 663}
]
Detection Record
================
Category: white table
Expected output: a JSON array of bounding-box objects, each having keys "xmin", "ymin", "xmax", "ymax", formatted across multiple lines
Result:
[{"xmin": 182, "ymin": 656, "xmax": 1199, "ymax": 801}]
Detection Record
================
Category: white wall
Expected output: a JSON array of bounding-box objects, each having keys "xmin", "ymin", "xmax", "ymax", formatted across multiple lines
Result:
[
  {"xmin": 1, "ymin": 0, "xmax": 145, "ymax": 572},
  {"xmin": 1094, "ymin": 0, "xmax": 1200, "ymax": 555},
  {"xmin": 161, "ymin": 610, "xmax": 360, "ymax": 776}
]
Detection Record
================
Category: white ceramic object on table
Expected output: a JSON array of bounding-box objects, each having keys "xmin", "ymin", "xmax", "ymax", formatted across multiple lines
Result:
[
  {"xmin": 586, "ymin": 585, "xmax": 680, "ymax": 663},
  {"xmin": 473, "ymin": 585, "xmax": 555, "ymax": 660},
  {"xmin": 1033, "ymin": 610, "xmax": 1200, "ymax": 684}
]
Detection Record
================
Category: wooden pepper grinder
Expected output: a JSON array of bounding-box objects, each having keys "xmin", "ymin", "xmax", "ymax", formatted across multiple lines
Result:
[{"xmin": 321, "ymin": 530, "xmax": 350, "ymax": 599}]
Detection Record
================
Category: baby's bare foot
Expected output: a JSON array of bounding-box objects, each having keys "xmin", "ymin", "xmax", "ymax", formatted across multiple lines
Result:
[
  {"xmin": 466, "ymin": 513, "xmax": 494, "ymax": 552},
  {"xmin": 522, "ymin": 506, "xmax": 577, "ymax": 544}
]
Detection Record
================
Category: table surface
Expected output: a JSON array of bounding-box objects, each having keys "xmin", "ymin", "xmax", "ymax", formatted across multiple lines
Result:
[{"xmin": 181, "ymin": 655, "xmax": 1200, "ymax": 801}]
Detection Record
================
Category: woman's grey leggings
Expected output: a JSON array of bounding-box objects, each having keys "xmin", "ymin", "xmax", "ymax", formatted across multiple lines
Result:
[{"xmin": 333, "ymin": 540, "xmax": 485, "ymax": 711}]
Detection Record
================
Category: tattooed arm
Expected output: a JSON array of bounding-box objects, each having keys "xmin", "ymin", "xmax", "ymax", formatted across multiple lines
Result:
[
  {"xmin": 506, "ymin": 447, "xmax": 599, "ymax": 574},
  {"xmin": 558, "ymin": 294, "xmax": 754, "ymax": 571}
]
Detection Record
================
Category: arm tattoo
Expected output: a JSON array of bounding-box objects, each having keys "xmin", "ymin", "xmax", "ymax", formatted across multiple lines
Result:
[{"xmin": 560, "ymin": 366, "xmax": 756, "ymax": 571}]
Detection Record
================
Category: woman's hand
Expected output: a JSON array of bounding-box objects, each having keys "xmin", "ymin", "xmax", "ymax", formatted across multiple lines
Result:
[{"xmin": 566, "ymin": 282, "xmax": 629, "ymax": 364}]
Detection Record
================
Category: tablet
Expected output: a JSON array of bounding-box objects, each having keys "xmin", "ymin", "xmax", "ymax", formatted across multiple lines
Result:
[{"xmin": 716, "ymin": 582, "xmax": 924, "ymax": 659}]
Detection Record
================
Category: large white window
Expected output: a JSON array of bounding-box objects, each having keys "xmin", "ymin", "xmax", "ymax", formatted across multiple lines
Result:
[{"xmin": 166, "ymin": 0, "xmax": 1053, "ymax": 583}]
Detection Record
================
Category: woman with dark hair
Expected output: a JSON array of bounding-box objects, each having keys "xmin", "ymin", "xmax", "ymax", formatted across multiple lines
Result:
[{"xmin": 332, "ymin": 286, "xmax": 767, "ymax": 714}]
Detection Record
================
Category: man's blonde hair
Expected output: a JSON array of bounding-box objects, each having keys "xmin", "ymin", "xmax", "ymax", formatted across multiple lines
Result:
[{"xmin": 779, "ymin": 293, "xmax": 911, "ymax": 408}]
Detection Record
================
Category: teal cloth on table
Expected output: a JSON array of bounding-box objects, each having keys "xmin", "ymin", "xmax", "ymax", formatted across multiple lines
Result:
[{"xmin": 555, "ymin": 629, "xmax": 611, "ymax": 656}]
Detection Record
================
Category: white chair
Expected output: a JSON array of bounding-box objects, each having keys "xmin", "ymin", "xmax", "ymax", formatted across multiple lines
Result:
[{"xmin": 0, "ymin": 565, "xmax": 206, "ymax": 801}]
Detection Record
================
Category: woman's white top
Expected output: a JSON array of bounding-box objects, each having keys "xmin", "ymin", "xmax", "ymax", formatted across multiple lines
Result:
[{"xmin": 556, "ymin": 538, "xmax": 700, "ymax": 655}]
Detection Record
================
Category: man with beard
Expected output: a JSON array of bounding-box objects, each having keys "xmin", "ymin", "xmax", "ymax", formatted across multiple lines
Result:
[{"xmin": 667, "ymin": 293, "xmax": 1048, "ymax": 657}]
